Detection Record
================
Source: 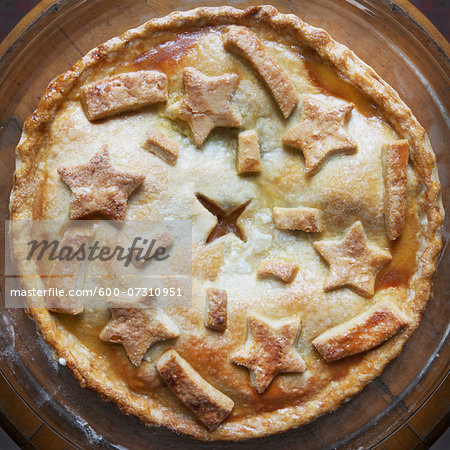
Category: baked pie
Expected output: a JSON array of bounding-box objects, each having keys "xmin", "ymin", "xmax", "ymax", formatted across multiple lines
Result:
[{"xmin": 10, "ymin": 5, "xmax": 443, "ymax": 441}]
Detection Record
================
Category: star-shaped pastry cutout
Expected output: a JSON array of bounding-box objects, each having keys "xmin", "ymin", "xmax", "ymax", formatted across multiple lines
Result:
[
  {"xmin": 58, "ymin": 147, "xmax": 145, "ymax": 220},
  {"xmin": 314, "ymin": 221, "xmax": 392, "ymax": 297},
  {"xmin": 99, "ymin": 296, "xmax": 179, "ymax": 366},
  {"xmin": 282, "ymin": 95, "xmax": 357, "ymax": 174},
  {"xmin": 178, "ymin": 67, "xmax": 242, "ymax": 146},
  {"xmin": 231, "ymin": 316, "xmax": 305, "ymax": 393}
]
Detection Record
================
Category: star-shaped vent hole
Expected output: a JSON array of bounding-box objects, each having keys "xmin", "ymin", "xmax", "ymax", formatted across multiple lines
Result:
[{"xmin": 196, "ymin": 193, "xmax": 251, "ymax": 244}]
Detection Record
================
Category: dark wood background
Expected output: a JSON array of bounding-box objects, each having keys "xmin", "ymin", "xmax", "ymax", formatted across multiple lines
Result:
[{"xmin": 0, "ymin": 0, "xmax": 449, "ymax": 41}]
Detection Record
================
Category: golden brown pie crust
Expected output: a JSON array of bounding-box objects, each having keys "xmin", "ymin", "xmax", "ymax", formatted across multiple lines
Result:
[{"xmin": 10, "ymin": 5, "xmax": 443, "ymax": 441}]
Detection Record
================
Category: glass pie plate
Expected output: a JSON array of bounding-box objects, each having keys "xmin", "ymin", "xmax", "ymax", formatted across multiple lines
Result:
[{"xmin": 0, "ymin": 0, "xmax": 448, "ymax": 448}]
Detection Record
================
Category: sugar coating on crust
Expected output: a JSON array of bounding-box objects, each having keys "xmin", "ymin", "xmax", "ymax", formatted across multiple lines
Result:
[
  {"xmin": 282, "ymin": 95, "xmax": 357, "ymax": 174},
  {"xmin": 81, "ymin": 70, "xmax": 168, "ymax": 121},
  {"xmin": 314, "ymin": 221, "xmax": 392, "ymax": 297},
  {"xmin": 257, "ymin": 260, "xmax": 298, "ymax": 283},
  {"xmin": 205, "ymin": 288, "xmax": 227, "ymax": 331}
]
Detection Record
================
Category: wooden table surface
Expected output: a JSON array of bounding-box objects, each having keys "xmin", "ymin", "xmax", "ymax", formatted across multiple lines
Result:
[
  {"xmin": 0, "ymin": 1, "xmax": 448, "ymax": 448},
  {"xmin": 0, "ymin": 370, "xmax": 448, "ymax": 449}
]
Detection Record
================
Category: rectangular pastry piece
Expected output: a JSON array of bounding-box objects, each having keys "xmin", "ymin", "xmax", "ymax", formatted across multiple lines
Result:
[
  {"xmin": 156, "ymin": 349, "xmax": 234, "ymax": 430},
  {"xmin": 237, "ymin": 130, "xmax": 261, "ymax": 173},
  {"xmin": 81, "ymin": 70, "xmax": 168, "ymax": 121},
  {"xmin": 313, "ymin": 300, "xmax": 408, "ymax": 361},
  {"xmin": 205, "ymin": 288, "xmax": 227, "ymax": 331},
  {"xmin": 143, "ymin": 128, "xmax": 179, "ymax": 164},
  {"xmin": 382, "ymin": 140, "xmax": 409, "ymax": 240},
  {"xmin": 273, "ymin": 207, "xmax": 323, "ymax": 232},
  {"xmin": 257, "ymin": 260, "xmax": 298, "ymax": 283},
  {"xmin": 224, "ymin": 26, "xmax": 299, "ymax": 118}
]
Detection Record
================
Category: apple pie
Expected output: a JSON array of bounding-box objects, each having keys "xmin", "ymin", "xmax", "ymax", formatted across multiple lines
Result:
[{"xmin": 10, "ymin": 5, "xmax": 443, "ymax": 441}]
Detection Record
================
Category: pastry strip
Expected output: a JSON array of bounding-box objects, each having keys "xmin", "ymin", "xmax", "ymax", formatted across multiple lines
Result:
[
  {"xmin": 224, "ymin": 26, "xmax": 298, "ymax": 118},
  {"xmin": 382, "ymin": 140, "xmax": 409, "ymax": 240},
  {"xmin": 237, "ymin": 130, "xmax": 261, "ymax": 173},
  {"xmin": 143, "ymin": 129, "xmax": 179, "ymax": 164},
  {"xmin": 46, "ymin": 226, "xmax": 94, "ymax": 314},
  {"xmin": 156, "ymin": 349, "xmax": 234, "ymax": 430},
  {"xmin": 205, "ymin": 288, "xmax": 227, "ymax": 331},
  {"xmin": 81, "ymin": 70, "xmax": 168, "ymax": 121},
  {"xmin": 257, "ymin": 260, "xmax": 298, "ymax": 283},
  {"xmin": 313, "ymin": 300, "xmax": 408, "ymax": 361},
  {"xmin": 273, "ymin": 207, "xmax": 323, "ymax": 232}
]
